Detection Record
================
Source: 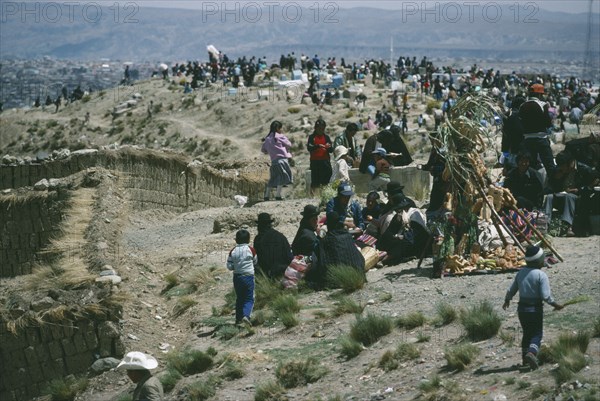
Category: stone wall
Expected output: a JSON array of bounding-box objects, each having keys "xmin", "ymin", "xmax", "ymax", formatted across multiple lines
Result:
[
  {"xmin": 0, "ymin": 318, "xmax": 123, "ymax": 401},
  {"xmin": 0, "ymin": 149, "xmax": 267, "ymax": 211},
  {"xmin": 0, "ymin": 191, "xmax": 69, "ymax": 278}
]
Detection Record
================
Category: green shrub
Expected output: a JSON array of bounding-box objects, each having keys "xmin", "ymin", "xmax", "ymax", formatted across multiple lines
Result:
[
  {"xmin": 160, "ymin": 368, "xmax": 182, "ymax": 393},
  {"xmin": 460, "ymin": 301, "xmax": 501, "ymax": 341},
  {"xmin": 221, "ymin": 361, "xmax": 245, "ymax": 381},
  {"xmin": 255, "ymin": 380, "xmax": 287, "ymax": 401},
  {"xmin": 444, "ymin": 343, "xmax": 480, "ymax": 371},
  {"xmin": 280, "ymin": 311, "xmax": 299, "ymax": 328},
  {"xmin": 504, "ymin": 376, "xmax": 516, "ymax": 385},
  {"xmin": 416, "ymin": 332, "xmax": 431, "ymax": 343},
  {"xmin": 539, "ymin": 331, "xmax": 590, "ymax": 365},
  {"xmin": 350, "ymin": 313, "xmax": 393, "ymax": 346},
  {"xmin": 530, "ymin": 384, "xmax": 552, "ymax": 399},
  {"xmin": 331, "ymin": 296, "xmax": 364, "ymax": 317},
  {"xmin": 216, "ymin": 325, "xmax": 240, "ymax": 341},
  {"xmin": 326, "ymin": 264, "xmax": 366, "ymax": 293},
  {"xmin": 395, "ymin": 342, "xmax": 421, "ymax": 361},
  {"xmin": 378, "ymin": 350, "xmax": 398, "ymax": 372},
  {"xmin": 397, "ymin": 312, "xmax": 426, "ymax": 329},
  {"xmin": 275, "ymin": 357, "xmax": 328, "ymax": 388},
  {"xmin": 187, "ymin": 376, "xmax": 219, "ymax": 401},
  {"xmin": 166, "ymin": 348, "xmax": 213, "ymax": 376},
  {"xmin": 172, "ymin": 296, "xmax": 197, "ymax": 317},
  {"xmin": 435, "ymin": 302, "xmax": 457, "ymax": 326},
  {"xmin": 418, "ymin": 375, "xmax": 442, "ymax": 393},
  {"xmin": 593, "ymin": 317, "xmax": 600, "ymax": 338},
  {"xmin": 43, "ymin": 376, "xmax": 88, "ymax": 401},
  {"xmin": 255, "ymin": 272, "xmax": 284, "ymax": 310},
  {"xmin": 272, "ymin": 294, "xmax": 300, "ymax": 314},
  {"xmin": 517, "ymin": 380, "xmax": 531, "ymax": 389},
  {"xmin": 288, "ymin": 107, "xmax": 301, "ymax": 113},
  {"xmin": 339, "ymin": 336, "xmax": 363, "ymax": 360}
]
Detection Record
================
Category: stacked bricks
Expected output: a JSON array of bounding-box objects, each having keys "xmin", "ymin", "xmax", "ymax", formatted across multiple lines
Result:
[{"xmin": 0, "ymin": 318, "xmax": 124, "ymax": 401}]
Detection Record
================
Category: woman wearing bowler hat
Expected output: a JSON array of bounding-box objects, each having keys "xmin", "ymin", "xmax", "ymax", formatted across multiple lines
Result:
[
  {"xmin": 253, "ymin": 213, "xmax": 292, "ymax": 278},
  {"xmin": 292, "ymin": 205, "xmax": 321, "ymax": 257}
]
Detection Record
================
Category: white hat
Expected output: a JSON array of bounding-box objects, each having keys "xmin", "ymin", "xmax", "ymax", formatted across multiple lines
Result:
[
  {"xmin": 334, "ymin": 145, "xmax": 349, "ymax": 161},
  {"xmin": 116, "ymin": 351, "xmax": 159, "ymax": 371}
]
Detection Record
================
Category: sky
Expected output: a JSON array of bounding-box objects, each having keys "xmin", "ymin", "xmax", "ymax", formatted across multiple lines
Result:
[{"xmin": 131, "ymin": 0, "xmax": 597, "ymax": 14}]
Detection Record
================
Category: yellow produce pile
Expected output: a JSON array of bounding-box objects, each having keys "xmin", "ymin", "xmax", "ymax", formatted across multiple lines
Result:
[{"xmin": 445, "ymin": 245, "xmax": 526, "ymax": 275}]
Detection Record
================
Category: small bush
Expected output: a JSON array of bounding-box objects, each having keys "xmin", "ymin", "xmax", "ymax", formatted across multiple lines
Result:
[
  {"xmin": 221, "ymin": 361, "xmax": 245, "ymax": 381},
  {"xmin": 272, "ymin": 294, "xmax": 300, "ymax": 314},
  {"xmin": 166, "ymin": 348, "xmax": 213, "ymax": 376},
  {"xmin": 331, "ymin": 296, "xmax": 364, "ymax": 317},
  {"xmin": 255, "ymin": 273, "xmax": 284, "ymax": 310},
  {"xmin": 162, "ymin": 273, "xmax": 179, "ymax": 293},
  {"xmin": 216, "ymin": 325, "xmax": 240, "ymax": 341},
  {"xmin": 288, "ymin": 106, "xmax": 301, "ymax": 113},
  {"xmin": 44, "ymin": 376, "xmax": 88, "ymax": 401},
  {"xmin": 326, "ymin": 264, "xmax": 366, "ymax": 293},
  {"xmin": 350, "ymin": 313, "xmax": 393, "ymax": 346},
  {"xmin": 378, "ymin": 350, "xmax": 399, "ymax": 371},
  {"xmin": 395, "ymin": 342, "xmax": 421, "ymax": 361},
  {"xmin": 187, "ymin": 376, "xmax": 219, "ymax": 401},
  {"xmin": 435, "ymin": 302, "xmax": 457, "ymax": 326},
  {"xmin": 504, "ymin": 376, "xmax": 516, "ymax": 385},
  {"xmin": 539, "ymin": 331, "xmax": 590, "ymax": 364},
  {"xmin": 172, "ymin": 296, "xmax": 197, "ymax": 318},
  {"xmin": 460, "ymin": 301, "xmax": 501, "ymax": 341},
  {"xmin": 275, "ymin": 357, "xmax": 328, "ymax": 388},
  {"xmin": 416, "ymin": 332, "xmax": 431, "ymax": 343},
  {"xmin": 251, "ymin": 309, "xmax": 271, "ymax": 326},
  {"xmin": 255, "ymin": 380, "xmax": 287, "ymax": 401},
  {"xmin": 160, "ymin": 368, "xmax": 182, "ymax": 393},
  {"xmin": 280, "ymin": 311, "xmax": 299, "ymax": 328},
  {"xmin": 593, "ymin": 317, "xmax": 600, "ymax": 338},
  {"xmin": 339, "ymin": 336, "xmax": 363, "ymax": 360},
  {"xmin": 397, "ymin": 312, "xmax": 426, "ymax": 329},
  {"xmin": 444, "ymin": 343, "xmax": 480, "ymax": 371},
  {"xmin": 419, "ymin": 375, "xmax": 442, "ymax": 393},
  {"xmin": 498, "ymin": 330, "xmax": 516, "ymax": 346},
  {"xmin": 517, "ymin": 380, "xmax": 531, "ymax": 389},
  {"xmin": 530, "ymin": 384, "xmax": 552, "ymax": 399}
]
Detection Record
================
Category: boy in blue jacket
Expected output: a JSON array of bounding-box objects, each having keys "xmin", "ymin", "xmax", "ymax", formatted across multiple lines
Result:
[{"xmin": 503, "ymin": 245, "xmax": 564, "ymax": 370}]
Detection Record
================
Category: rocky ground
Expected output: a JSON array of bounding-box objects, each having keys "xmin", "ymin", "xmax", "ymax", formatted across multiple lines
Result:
[{"xmin": 70, "ymin": 198, "xmax": 600, "ymax": 401}]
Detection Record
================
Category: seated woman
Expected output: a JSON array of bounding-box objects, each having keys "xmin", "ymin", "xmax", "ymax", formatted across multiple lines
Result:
[
  {"xmin": 305, "ymin": 211, "xmax": 365, "ymax": 288},
  {"xmin": 362, "ymin": 191, "xmax": 382, "ymax": 223},
  {"xmin": 253, "ymin": 213, "xmax": 293, "ymax": 278},
  {"xmin": 291, "ymin": 205, "xmax": 320, "ymax": 257},
  {"xmin": 378, "ymin": 196, "xmax": 429, "ymax": 266},
  {"xmin": 503, "ymin": 151, "xmax": 544, "ymax": 211}
]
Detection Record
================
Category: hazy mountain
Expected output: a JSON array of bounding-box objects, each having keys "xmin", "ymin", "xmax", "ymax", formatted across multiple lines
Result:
[{"xmin": 1, "ymin": 4, "xmax": 598, "ymax": 64}]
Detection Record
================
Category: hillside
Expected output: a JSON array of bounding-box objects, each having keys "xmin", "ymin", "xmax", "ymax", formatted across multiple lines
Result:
[{"xmin": 1, "ymin": 76, "xmax": 599, "ymax": 401}]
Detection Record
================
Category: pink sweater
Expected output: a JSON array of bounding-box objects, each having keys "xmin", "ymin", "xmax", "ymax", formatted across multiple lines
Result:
[{"xmin": 261, "ymin": 132, "xmax": 292, "ymax": 160}]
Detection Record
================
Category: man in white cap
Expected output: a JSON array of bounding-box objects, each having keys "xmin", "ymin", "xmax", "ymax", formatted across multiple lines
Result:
[
  {"xmin": 502, "ymin": 245, "xmax": 563, "ymax": 370},
  {"xmin": 117, "ymin": 351, "xmax": 164, "ymax": 400}
]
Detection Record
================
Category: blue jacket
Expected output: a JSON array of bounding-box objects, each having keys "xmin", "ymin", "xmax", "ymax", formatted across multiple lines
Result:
[{"xmin": 326, "ymin": 197, "xmax": 365, "ymax": 230}]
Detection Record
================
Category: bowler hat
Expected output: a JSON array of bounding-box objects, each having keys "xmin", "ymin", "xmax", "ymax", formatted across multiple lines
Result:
[
  {"xmin": 386, "ymin": 181, "xmax": 405, "ymax": 196},
  {"xmin": 256, "ymin": 213, "xmax": 274, "ymax": 225},
  {"xmin": 301, "ymin": 204, "xmax": 320, "ymax": 218}
]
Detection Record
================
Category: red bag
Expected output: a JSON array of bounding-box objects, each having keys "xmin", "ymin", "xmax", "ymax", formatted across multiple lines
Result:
[{"xmin": 282, "ymin": 256, "xmax": 311, "ymax": 289}]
